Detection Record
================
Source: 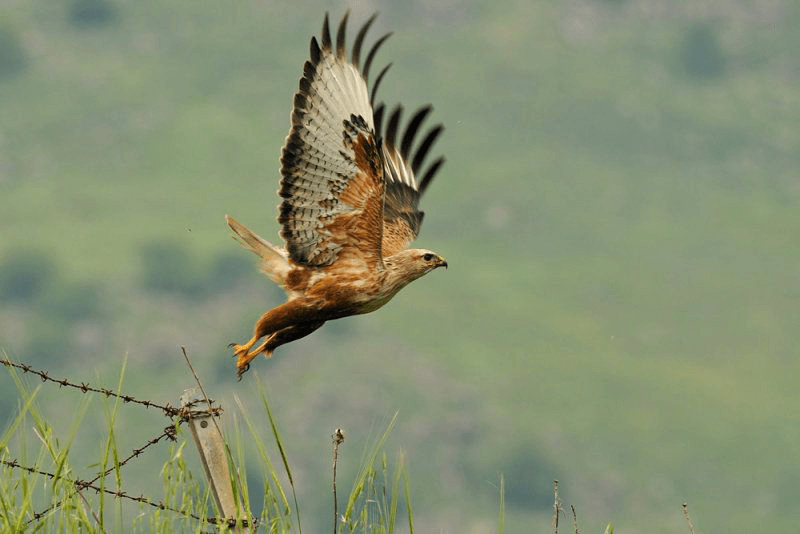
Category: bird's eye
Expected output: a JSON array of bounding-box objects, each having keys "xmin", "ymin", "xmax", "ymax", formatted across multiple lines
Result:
[{"xmin": 423, "ymin": 253, "xmax": 435, "ymax": 261}]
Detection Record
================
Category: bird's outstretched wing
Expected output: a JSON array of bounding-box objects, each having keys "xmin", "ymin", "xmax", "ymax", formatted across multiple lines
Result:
[
  {"xmin": 375, "ymin": 103, "xmax": 445, "ymax": 257},
  {"xmin": 279, "ymin": 12, "xmax": 393, "ymax": 270}
]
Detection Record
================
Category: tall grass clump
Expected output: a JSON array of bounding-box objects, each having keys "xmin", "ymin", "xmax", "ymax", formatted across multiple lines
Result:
[{"xmin": 0, "ymin": 359, "xmax": 417, "ymax": 532}]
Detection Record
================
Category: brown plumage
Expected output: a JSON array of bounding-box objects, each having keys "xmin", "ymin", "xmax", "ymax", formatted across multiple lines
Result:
[{"xmin": 227, "ymin": 12, "xmax": 446, "ymax": 379}]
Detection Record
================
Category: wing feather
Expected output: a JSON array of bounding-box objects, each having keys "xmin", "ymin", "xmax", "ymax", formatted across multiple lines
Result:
[
  {"xmin": 380, "ymin": 104, "xmax": 445, "ymax": 257},
  {"xmin": 279, "ymin": 13, "xmax": 391, "ymax": 269},
  {"xmin": 401, "ymin": 106, "xmax": 432, "ymax": 159},
  {"xmin": 363, "ymin": 32, "xmax": 393, "ymax": 81},
  {"xmin": 370, "ymin": 63, "xmax": 392, "ymax": 107},
  {"xmin": 277, "ymin": 12, "xmax": 444, "ymax": 267},
  {"xmin": 351, "ymin": 13, "xmax": 377, "ymax": 67}
]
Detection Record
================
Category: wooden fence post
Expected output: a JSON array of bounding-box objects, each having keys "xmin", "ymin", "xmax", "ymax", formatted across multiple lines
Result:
[{"xmin": 180, "ymin": 389, "xmax": 245, "ymax": 532}]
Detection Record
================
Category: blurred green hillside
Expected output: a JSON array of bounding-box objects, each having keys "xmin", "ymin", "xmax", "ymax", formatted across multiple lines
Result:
[{"xmin": 1, "ymin": 0, "xmax": 799, "ymax": 532}]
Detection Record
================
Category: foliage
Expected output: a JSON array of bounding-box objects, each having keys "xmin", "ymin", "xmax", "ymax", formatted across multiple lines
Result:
[
  {"xmin": 0, "ymin": 362, "xmax": 419, "ymax": 533},
  {"xmin": 681, "ymin": 24, "xmax": 726, "ymax": 79},
  {"xmin": 139, "ymin": 240, "xmax": 203, "ymax": 298},
  {"xmin": 68, "ymin": 0, "xmax": 117, "ymax": 29},
  {"xmin": 207, "ymin": 250, "xmax": 257, "ymax": 293},
  {"xmin": 45, "ymin": 280, "xmax": 105, "ymax": 321},
  {"xmin": 500, "ymin": 445, "xmax": 557, "ymax": 511},
  {"xmin": 0, "ymin": 249, "xmax": 57, "ymax": 304},
  {"xmin": 139, "ymin": 240, "xmax": 264, "ymax": 299},
  {"xmin": 0, "ymin": 21, "xmax": 26, "ymax": 79}
]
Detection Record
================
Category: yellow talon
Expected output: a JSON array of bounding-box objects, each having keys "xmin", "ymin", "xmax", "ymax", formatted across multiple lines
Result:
[{"xmin": 236, "ymin": 362, "xmax": 250, "ymax": 381}]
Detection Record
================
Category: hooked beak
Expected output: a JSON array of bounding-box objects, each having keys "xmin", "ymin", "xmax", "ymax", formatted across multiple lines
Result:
[{"xmin": 438, "ymin": 256, "xmax": 448, "ymax": 270}]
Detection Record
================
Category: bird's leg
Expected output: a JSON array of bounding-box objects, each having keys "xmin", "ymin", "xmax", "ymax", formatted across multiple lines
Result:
[
  {"xmin": 236, "ymin": 321, "xmax": 325, "ymax": 380},
  {"xmin": 264, "ymin": 321, "xmax": 325, "ymax": 353},
  {"xmin": 229, "ymin": 337, "xmax": 259, "ymax": 360},
  {"xmin": 230, "ymin": 308, "xmax": 286, "ymax": 373},
  {"xmin": 231, "ymin": 300, "xmax": 319, "ymax": 378},
  {"xmin": 234, "ymin": 333, "xmax": 277, "ymax": 379}
]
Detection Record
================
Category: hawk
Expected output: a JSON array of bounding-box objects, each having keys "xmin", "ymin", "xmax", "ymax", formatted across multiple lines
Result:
[{"xmin": 227, "ymin": 12, "xmax": 447, "ymax": 378}]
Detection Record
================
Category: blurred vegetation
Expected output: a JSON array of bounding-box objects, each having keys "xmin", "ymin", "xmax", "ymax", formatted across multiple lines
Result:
[
  {"xmin": 0, "ymin": 249, "xmax": 56, "ymax": 303},
  {"xmin": 681, "ymin": 24, "xmax": 726, "ymax": 79},
  {"xmin": 207, "ymin": 250, "xmax": 255, "ymax": 292},
  {"xmin": 500, "ymin": 444, "xmax": 556, "ymax": 511},
  {"xmin": 139, "ymin": 239, "xmax": 265, "ymax": 299},
  {"xmin": 0, "ymin": 0, "xmax": 798, "ymax": 532},
  {"xmin": 0, "ymin": 21, "xmax": 26, "ymax": 79},
  {"xmin": 68, "ymin": 0, "xmax": 117, "ymax": 29},
  {"xmin": 140, "ymin": 240, "xmax": 204, "ymax": 298},
  {"xmin": 46, "ymin": 280, "xmax": 105, "ymax": 320}
]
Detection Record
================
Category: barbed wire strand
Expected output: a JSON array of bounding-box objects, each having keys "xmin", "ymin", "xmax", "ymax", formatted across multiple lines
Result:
[
  {"xmin": 1, "ymin": 456, "xmax": 248, "ymax": 526},
  {"xmin": 0, "ymin": 358, "xmax": 198, "ymax": 418},
  {"xmin": 4, "ymin": 425, "xmax": 255, "ymax": 529},
  {"xmin": 24, "ymin": 425, "xmax": 180, "ymax": 525},
  {"xmin": 0, "ymin": 357, "xmax": 252, "ymax": 529}
]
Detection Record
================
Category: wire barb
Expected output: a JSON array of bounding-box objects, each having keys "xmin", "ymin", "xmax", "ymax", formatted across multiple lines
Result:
[
  {"xmin": 1, "ymin": 357, "xmax": 242, "ymax": 528},
  {"xmin": 1, "ymin": 358, "xmax": 186, "ymax": 418},
  {"xmin": 22, "ymin": 426, "xmax": 180, "ymax": 525}
]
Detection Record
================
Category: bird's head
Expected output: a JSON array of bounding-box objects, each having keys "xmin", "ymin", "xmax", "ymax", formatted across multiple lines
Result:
[
  {"xmin": 385, "ymin": 248, "xmax": 447, "ymax": 286},
  {"xmin": 417, "ymin": 249, "xmax": 448, "ymax": 272}
]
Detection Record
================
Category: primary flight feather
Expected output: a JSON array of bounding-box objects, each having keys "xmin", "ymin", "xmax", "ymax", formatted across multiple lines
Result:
[{"xmin": 227, "ymin": 12, "xmax": 446, "ymax": 379}]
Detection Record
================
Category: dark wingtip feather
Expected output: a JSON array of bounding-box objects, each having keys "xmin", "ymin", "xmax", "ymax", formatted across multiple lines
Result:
[
  {"xmin": 309, "ymin": 36, "xmax": 321, "ymax": 64},
  {"xmin": 352, "ymin": 12, "xmax": 378, "ymax": 67},
  {"xmin": 336, "ymin": 11, "xmax": 349, "ymax": 59},
  {"xmin": 298, "ymin": 76, "xmax": 312, "ymax": 95},
  {"xmin": 303, "ymin": 59, "xmax": 316, "ymax": 80},
  {"xmin": 369, "ymin": 63, "xmax": 392, "ymax": 107},
  {"xmin": 418, "ymin": 156, "xmax": 445, "ymax": 197},
  {"xmin": 293, "ymin": 92, "xmax": 308, "ymax": 110},
  {"xmin": 411, "ymin": 124, "xmax": 443, "ymax": 174},
  {"xmin": 321, "ymin": 12, "xmax": 332, "ymax": 50},
  {"xmin": 363, "ymin": 31, "xmax": 392, "ymax": 81},
  {"xmin": 373, "ymin": 103, "xmax": 386, "ymax": 140},
  {"xmin": 400, "ymin": 106, "xmax": 432, "ymax": 160},
  {"xmin": 385, "ymin": 105, "xmax": 403, "ymax": 149}
]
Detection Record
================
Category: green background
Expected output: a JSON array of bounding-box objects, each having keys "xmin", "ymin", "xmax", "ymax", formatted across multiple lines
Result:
[{"xmin": 1, "ymin": 0, "xmax": 799, "ymax": 531}]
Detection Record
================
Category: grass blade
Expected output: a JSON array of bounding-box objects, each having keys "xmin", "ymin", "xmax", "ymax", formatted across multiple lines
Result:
[
  {"xmin": 254, "ymin": 373, "xmax": 302, "ymax": 534},
  {"xmin": 498, "ymin": 474, "xmax": 505, "ymax": 534},
  {"xmin": 343, "ymin": 412, "xmax": 398, "ymax": 523},
  {"xmin": 403, "ymin": 466, "xmax": 414, "ymax": 534}
]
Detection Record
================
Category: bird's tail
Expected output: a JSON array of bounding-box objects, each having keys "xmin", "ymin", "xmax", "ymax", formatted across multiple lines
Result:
[{"xmin": 225, "ymin": 215, "xmax": 290, "ymax": 286}]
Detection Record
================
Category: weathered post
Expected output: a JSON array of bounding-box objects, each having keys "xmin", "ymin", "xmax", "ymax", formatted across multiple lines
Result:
[{"xmin": 180, "ymin": 389, "xmax": 245, "ymax": 532}]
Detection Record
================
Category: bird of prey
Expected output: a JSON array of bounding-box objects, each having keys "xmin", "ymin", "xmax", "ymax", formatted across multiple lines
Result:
[{"xmin": 227, "ymin": 12, "xmax": 447, "ymax": 379}]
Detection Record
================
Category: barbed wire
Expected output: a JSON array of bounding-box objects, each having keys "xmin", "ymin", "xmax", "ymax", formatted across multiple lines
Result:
[
  {"xmin": 0, "ymin": 357, "xmax": 253, "ymax": 529},
  {"xmin": 0, "ymin": 358, "xmax": 224, "ymax": 419},
  {"xmin": 24, "ymin": 424, "xmax": 180, "ymax": 526},
  {"xmin": 1, "ymin": 455, "xmax": 199, "ymax": 521},
  {"xmin": 89, "ymin": 425, "xmax": 180, "ymax": 483},
  {"xmin": 1, "ymin": 456, "xmax": 251, "ymax": 527}
]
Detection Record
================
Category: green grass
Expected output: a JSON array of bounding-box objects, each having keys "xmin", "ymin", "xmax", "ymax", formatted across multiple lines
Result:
[
  {"xmin": 0, "ymin": 360, "xmax": 420, "ymax": 533},
  {"xmin": 0, "ymin": 357, "xmax": 655, "ymax": 533}
]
